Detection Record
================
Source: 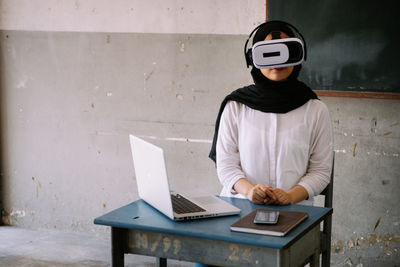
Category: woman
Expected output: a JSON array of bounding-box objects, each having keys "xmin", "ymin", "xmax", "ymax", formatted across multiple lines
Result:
[{"xmin": 209, "ymin": 21, "xmax": 333, "ymax": 206}]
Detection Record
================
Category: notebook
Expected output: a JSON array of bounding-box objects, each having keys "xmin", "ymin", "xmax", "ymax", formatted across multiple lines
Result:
[
  {"xmin": 129, "ymin": 135, "xmax": 241, "ymax": 221},
  {"xmin": 230, "ymin": 209, "xmax": 308, "ymax": 237}
]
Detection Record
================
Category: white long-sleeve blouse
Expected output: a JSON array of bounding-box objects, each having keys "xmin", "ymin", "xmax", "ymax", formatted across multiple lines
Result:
[{"xmin": 216, "ymin": 99, "xmax": 334, "ymax": 205}]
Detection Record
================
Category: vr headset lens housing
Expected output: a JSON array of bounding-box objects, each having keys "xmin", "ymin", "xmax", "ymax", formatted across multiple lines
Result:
[{"xmin": 251, "ymin": 38, "xmax": 305, "ymax": 69}]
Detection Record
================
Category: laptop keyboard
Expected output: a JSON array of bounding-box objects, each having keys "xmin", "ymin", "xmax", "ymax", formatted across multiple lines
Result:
[{"xmin": 171, "ymin": 194, "xmax": 206, "ymax": 214}]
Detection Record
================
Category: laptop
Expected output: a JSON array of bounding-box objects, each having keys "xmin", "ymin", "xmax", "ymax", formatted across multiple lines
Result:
[{"xmin": 129, "ymin": 135, "xmax": 241, "ymax": 221}]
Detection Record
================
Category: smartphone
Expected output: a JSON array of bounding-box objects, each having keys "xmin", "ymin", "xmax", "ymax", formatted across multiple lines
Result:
[{"xmin": 253, "ymin": 210, "xmax": 280, "ymax": 224}]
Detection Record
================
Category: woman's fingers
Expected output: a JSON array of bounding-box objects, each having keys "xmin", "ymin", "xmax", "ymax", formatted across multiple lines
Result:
[
  {"xmin": 248, "ymin": 184, "xmax": 292, "ymax": 205},
  {"xmin": 252, "ymin": 187, "xmax": 267, "ymax": 203},
  {"xmin": 261, "ymin": 186, "xmax": 277, "ymax": 201}
]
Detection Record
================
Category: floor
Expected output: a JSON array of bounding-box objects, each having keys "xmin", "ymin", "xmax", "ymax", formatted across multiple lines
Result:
[{"xmin": 0, "ymin": 226, "xmax": 193, "ymax": 267}]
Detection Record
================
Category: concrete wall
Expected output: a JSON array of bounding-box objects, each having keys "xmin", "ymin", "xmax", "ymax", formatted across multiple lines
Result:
[{"xmin": 1, "ymin": 1, "xmax": 399, "ymax": 266}]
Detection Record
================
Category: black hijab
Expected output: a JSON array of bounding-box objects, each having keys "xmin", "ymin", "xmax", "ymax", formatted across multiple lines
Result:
[{"xmin": 209, "ymin": 21, "xmax": 318, "ymax": 163}]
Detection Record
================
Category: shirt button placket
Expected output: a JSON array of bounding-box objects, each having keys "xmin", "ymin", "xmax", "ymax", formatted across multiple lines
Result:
[{"xmin": 269, "ymin": 114, "xmax": 277, "ymax": 188}]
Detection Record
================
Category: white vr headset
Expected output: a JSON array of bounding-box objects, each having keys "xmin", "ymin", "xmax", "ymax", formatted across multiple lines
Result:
[
  {"xmin": 251, "ymin": 38, "xmax": 305, "ymax": 69},
  {"xmin": 244, "ymin": 20, "xmax": 307, "ymax": 69}
]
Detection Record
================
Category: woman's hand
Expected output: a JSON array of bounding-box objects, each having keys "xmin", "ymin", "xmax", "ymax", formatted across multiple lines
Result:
[
  {"xmin": 246, "ymin": 184, "xmax": 277, "ymax": 205},
  {"xmin": 233, "ymin": 178, "xmax": 277, "ymax": 205},
  {"xmin": 272, "ymin": 185, "xmax": 309, "ymax": 205},
  {"xmin": 272, "ymin": 188, "xmax": 292, "ymax": 205}
]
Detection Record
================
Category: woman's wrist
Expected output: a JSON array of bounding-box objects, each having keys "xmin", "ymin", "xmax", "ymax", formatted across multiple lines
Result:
[
  {"xmin": 287, "ymin": 185, "xmax": 308, "ymax": 204},
  {"xmin": 233, "ymin": 178, "xmax": 254, "ymax": 197},
  {"xmin": 287, "ymin": 192, "xmax": 295, "ymax": 204}
]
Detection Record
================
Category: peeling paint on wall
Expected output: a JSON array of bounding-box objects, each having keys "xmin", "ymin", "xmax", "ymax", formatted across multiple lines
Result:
[
  {"xmin": 371, "ymin": 117, "xmax": 378, "ymax": 133},
  {"xmin": 1, "ymin": 209, "xmax": 26, "ymax": 225},
  {"xmin": 179, "ymin": 41, "xmax": 185, "ymax": 52},
  {"xmin": 333, "ymin": 238, "xmax": 345, "ymax": 253},
  {"xmin": 332, "ymin": 233, "xmax": 400, "ymax": 256},
  {"xmin": 139, "ymin": 135, "xmax": 212, "ymax": 144},
  {"xmin": 366, "ymin": 151, "xmax": 399, "ymax": 157},
  {"xmin": 334, "ymin": 149, "xmax": 399, "ymax": 158}
]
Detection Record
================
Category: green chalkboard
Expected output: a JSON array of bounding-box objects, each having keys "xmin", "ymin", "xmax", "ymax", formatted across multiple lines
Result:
[{"xmin": 269, "ymin": 0, "xmax": 399, "ymax": 93}]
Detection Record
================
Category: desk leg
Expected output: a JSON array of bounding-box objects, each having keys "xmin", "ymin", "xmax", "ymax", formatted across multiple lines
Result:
[
  {"xmin": 156, "ymin": 257, "xmax": 167, "ymax": 267},
  {"xmin": 321, "ymin": 214, "xmax": 332, "ymax": 267},
  {"xmin": 112, "ymin": 227, "xmax": 125, "ymax": 267},
  {"xmin": 309, "ymin": 248, "xmax": 320, "ymax": 267}
]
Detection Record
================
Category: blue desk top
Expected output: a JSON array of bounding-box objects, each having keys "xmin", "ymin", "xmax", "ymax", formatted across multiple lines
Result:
[{"xmin": 94, "ymin": 197, "xmax": 332, "ymax": 249}]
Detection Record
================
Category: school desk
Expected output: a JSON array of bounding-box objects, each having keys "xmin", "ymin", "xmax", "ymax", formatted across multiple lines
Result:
[{"xmin": 94, "ymin": 197, "xmax": 332, "ymax": 266}]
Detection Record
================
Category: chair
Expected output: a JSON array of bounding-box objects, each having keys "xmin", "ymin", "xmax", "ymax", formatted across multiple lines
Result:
[
  {"xmin": 302, "ymin": 153, "xmax": 334, "ymax": 267},
  {"xmin": 319, "ymin": 153, "xmax": 334, "ymax": 267}
]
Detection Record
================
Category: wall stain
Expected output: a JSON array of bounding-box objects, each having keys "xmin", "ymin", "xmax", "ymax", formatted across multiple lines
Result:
[
  {"xmin": 145, "ymin": 70, "xmax": 154, "ymax": 81},
  {"xmin": 192, "ymin": 88, "xmax": 209, "ymax": 94},
  {"xmin": 32, "ymin": 177, "xmax": 42, "ymax": 199},
  {"xmin": 373, "ymin": 217, "xmax": 381, "ymax": 231},
  {"xmin": 371, "ymin": 117, "xmax": 377, "ymax": 133},
  {"xmin": 376, "ymin": 131, "xmax": 394, "ymax": 137},
  {"xmin": 353, "ymin": 143, "xmax": 357, "ymax": 157}
]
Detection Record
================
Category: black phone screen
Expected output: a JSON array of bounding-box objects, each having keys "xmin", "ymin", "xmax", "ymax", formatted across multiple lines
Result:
[{"xmin": 253, "ymin": 210, "xmax": 280, "ymax": 224}]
